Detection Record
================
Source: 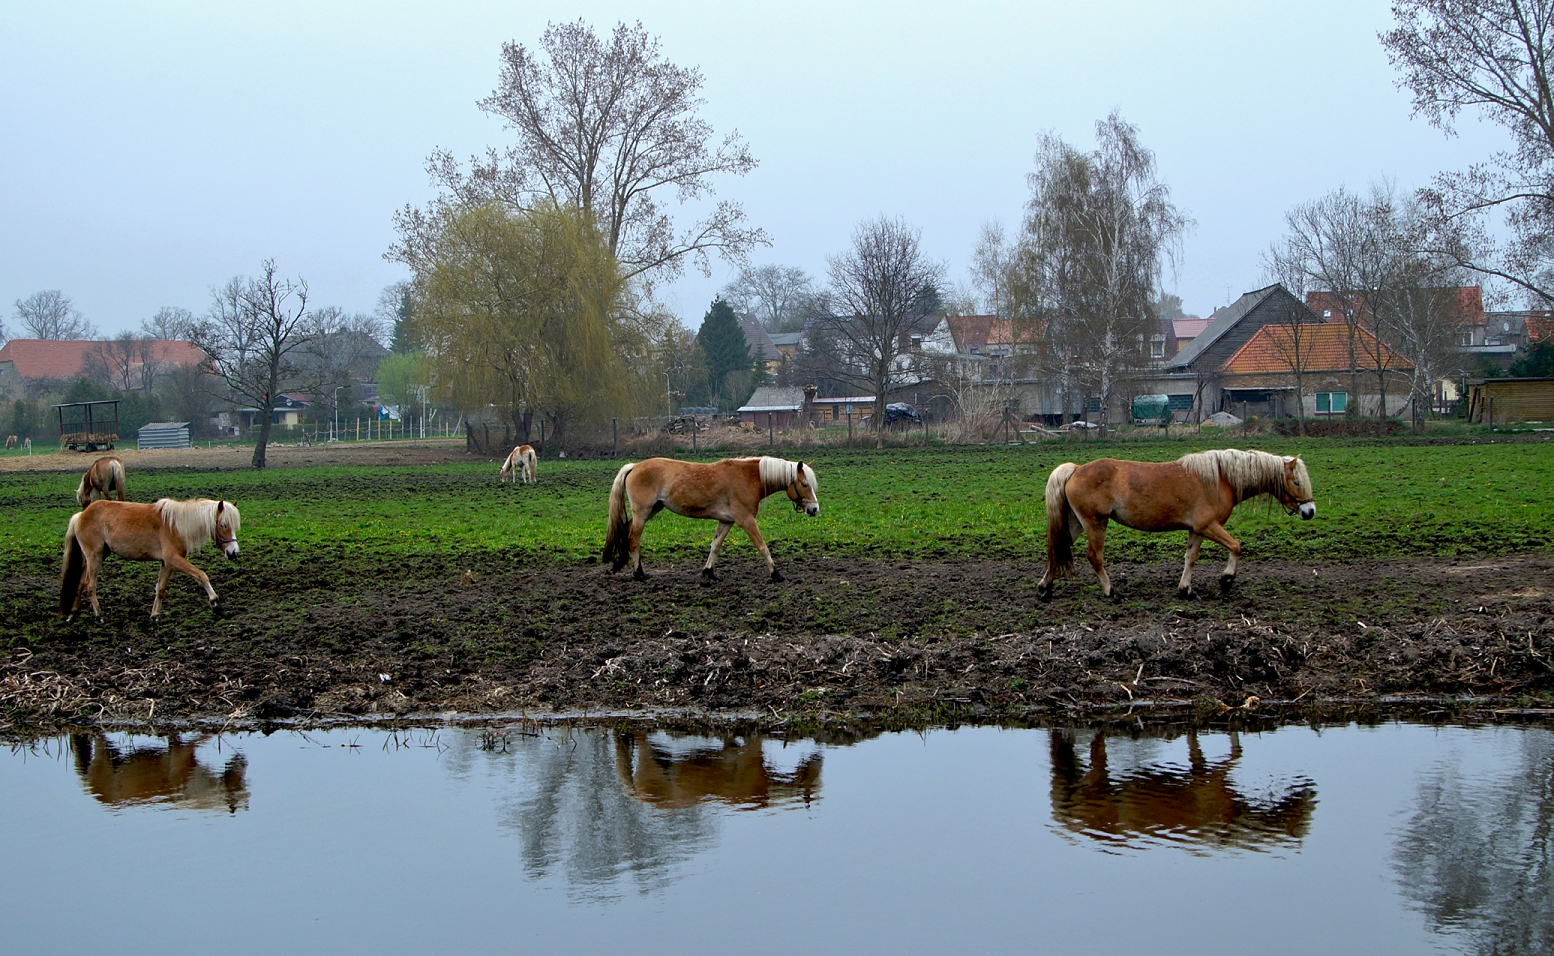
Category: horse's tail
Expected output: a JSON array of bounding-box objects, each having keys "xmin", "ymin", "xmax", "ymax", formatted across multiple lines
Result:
[
  {"xmin": 602, "ymin": 462, "xmax": 635, "ymax": 571},
  {"xmin": 109, "ymin": 458, "xmax": 126, "ymax": 501},
  {"xmin": 522, "ymin": 446, "xmax": 537, "ymax": 482},
  {"xmin": 60, "ymin": 512, "xmax": 85, "ymax": 617},
  {"xmin": 1044, "ymin": 462, "xmax": 1078, "ymax": 580}
]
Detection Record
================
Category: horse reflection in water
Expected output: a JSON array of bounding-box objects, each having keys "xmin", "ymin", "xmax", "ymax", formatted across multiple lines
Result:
[
  {"xmin": 1049, "ymin": 730, "xmax": 1315, "ymax": 852},
  {"xmin": 71, "ymin": 733, "xmax": 249, "ymax": 814},
  {"xmin": 614, "ymin": 732, "xmax": 822, "ymax": 810}
]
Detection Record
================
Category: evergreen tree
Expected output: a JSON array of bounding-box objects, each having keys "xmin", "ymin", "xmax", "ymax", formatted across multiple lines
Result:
[
  {"xmin": 1509, "ymin": 341, "xmax": 1554, "ymax": 378},
  {"xmin": 696, "ymin": 297, "xmax": 751, "ymax": 407}
]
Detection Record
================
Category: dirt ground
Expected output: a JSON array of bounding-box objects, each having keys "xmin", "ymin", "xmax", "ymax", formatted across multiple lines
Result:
[
  {"xmin": 0, "ymin": 438, "xmax": 473, "ymax": 473},
  {"xmin": 3, "ymin": 548, "xmax": 1551, "ymax": 731}
]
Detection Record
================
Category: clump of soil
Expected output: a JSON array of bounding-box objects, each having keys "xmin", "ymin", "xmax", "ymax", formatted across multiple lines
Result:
[{"xmin": 3, "ymin": 551, "xmax": 1551, "ymax": 731}]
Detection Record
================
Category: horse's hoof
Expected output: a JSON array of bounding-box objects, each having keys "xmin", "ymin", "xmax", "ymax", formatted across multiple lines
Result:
[
  {"xmin": 1220, "ymin": 574, "xmax": 1235, "ymax": 592},
  {"xmin": 1178, "ymin": 586, "xmax": 1197, "ymax": 599},
  {"xmin": 633, "ymin": 568, "xmax": 649, "ymax": 581},
  {"xmin": 700, "ymin": 569, "xmax": 718, "ymax": 582},
  {"xmin": 770, "ymin": 570, "xmax": 785, "ymax": 583}
]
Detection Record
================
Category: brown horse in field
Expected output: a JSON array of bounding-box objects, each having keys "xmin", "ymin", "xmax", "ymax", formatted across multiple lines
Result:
[
  {"xmin": 603, "ymin": 456, "xmax": 820, "ymax": 581},
  {"xmin": 1048, "ymin": 730, "xmax": 1315, "ymax": 851},
  {"xmin": 5, "ymin": 434, "xmax": 16, "ymax": 449},
  {"xmin": 60, "ymin": 498, "xmax": 241, "ymax": 620},
  {"xmin": 1038, "ymin": 449, "xmax": 1314, "ymax": 598},
  {"xmin": 500, "ymin": 443, "xmax": 537, "ymax": 484},
  {"xmin": 76, "ymin": 455, "xmax": 127, "ymax": 507},
  {"xmin": 614, "ymin": 732, "xmax": 823, "ymax": 809}
]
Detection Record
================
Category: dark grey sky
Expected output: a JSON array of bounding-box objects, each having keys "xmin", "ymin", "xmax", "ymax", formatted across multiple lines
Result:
[{"xmin": 0, "ymin": 1, "xmax": 1506, "ymax": 335}]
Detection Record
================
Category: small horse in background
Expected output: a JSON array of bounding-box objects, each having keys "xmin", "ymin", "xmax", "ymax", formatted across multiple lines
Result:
[
  {"xmin": 500, "ymin": 443, "xmax": 537, "ymax": 484},
  {"xmin": 603, "ymin": 456, "xmax": 820, "ymax": 581},
  {"xmin": 4, "ymin": 435, "xmax": 16, "ymax": 449},
  {"xmin": 61, "ymin": 498, "xmax": 241, "ymax": 620},
  {"xmin": 1038, "ymin": 449, "xmax": 1314, "ymax": 598},
  {"xmin": 76, "ymin": 455, "xmax": 127, "ymax": 507}
]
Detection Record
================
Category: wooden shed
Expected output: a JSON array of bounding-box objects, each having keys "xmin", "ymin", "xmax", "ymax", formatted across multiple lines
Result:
[
  {"xmin": 137, "ymin": 421, "xmax": 192, "ymax": 449},
  {"xmin": 737, "ymin": 387, "xmax": 805, "ymax": 429},
  {"xmin": 1467, "ymin": 377, "xmax": 1554, "ymax": 424}
]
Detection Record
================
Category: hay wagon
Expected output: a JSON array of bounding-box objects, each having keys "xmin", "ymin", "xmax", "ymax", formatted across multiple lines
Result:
[{"xmin": 53, "ymin": 399, "xmax": 121, "ymax": 451}]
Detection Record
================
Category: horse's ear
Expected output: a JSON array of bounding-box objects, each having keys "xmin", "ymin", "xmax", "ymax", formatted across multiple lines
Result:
[{"xmin": 217, "ymin": 501, "xmax": 224, "ymax": 513}]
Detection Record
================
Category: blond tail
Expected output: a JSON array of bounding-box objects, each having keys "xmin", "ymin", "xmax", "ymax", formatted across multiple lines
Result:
[
  {"xmin": 109, "ymin": 459, "xmax": 126, "ymax": 500},
  {"xmin": 1044, "ymin": 462, "xmax": 1078, "ymax": 580},
  {"xmin": 60, "ymin": 513, "xmax": 85, "ymax": 617},
  {"xmin": 602, "ymin": 462, "xmax": 635, "ymax": 571}
]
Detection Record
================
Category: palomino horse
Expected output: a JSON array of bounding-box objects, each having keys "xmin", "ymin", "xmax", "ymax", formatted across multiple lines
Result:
[
  {"xmin": 603, "ymin": 456, "xmax": 820, "ymax": 581},
  {"xmin": 71, "ymin": 732, "xmax": 250, "ymax": 813},
  {"xmin": 1038, "ymin": 449, "xmax": 1314, "ymax": 598},
  {"xmin": 76, "ymin": 455, "xmax": 127, "ymax": 507},
  {"xmin": 1049, "ymin": 730, "xmax": 1315, "ymax": 850},
  {"xmin": 500, "ymin": 443, "xmax": 538, "ymax": 484},
  {"xmin": 60, "ymin": 498, "xmax": 241, "ymax": 620},
  {"xmin": 614, "ymin": 731, "xmax": 822, "ymax": 809},
  {"xmin": 5, "ymin": 434, "xmax": 15, "ymax": 449}
]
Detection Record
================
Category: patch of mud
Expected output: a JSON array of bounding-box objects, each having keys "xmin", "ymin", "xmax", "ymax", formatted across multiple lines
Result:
[
  {"xmin": 0, "ymin": 438, "xmax": 474, "ymax": 473},
  {"xmin": 2, "ymin": 553, "xmax": 1551, "ymax": 730}
]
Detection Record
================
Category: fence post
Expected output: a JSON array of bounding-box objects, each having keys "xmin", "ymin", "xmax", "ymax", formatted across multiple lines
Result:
[
  {"xmin": 768, "ymin": 412, "xmax": 774, "ymax": 448},
  {"xmin": 613, "ymin": 417, "xmax": 618, "ymax": 458}
]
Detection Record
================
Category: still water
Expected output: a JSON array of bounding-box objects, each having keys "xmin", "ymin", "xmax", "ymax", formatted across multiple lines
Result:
[{"xmin": 2, "ymin": 722, "xmax": 1550, "ymax": 956}]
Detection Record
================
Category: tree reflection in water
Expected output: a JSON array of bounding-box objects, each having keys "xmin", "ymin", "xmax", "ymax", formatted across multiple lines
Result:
[
  {"xmin": 70, "ymin": 733, "xmax": 249, "ymax": 813},
  {"xmin": 480, "ymin": 729, "xmax": 821, "ymax": 900},
  {"xmin": 1393, "ymin": 729, "xmax": 1554, "ymax": 956},
  {"xmin": 1048, "ymin": 729, "xmax": 1316, "ymax": 854}
]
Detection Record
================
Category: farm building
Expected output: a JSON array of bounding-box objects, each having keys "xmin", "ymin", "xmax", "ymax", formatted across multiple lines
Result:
[
  {"xmin": 1467, "ymin": 378, "xmax": 1554, "ymax": 424},
  {"xmin": 137, "ymin": 421, "xmax": 192, "ymax": 449},
  {"xmin": 0, "ymin": 338, "xmax": 207, "ymax": 400},
  {"xmin": 1214, "ymin": 323, "xmax": 1415, "ymax": 420},
  {"xmin": 737, "ymin": 386, "xmax": 805, "ymax": 429}
]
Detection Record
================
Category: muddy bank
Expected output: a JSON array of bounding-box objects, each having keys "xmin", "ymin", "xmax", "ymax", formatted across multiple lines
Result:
[{"xmin": 3, "ymin": 551, "xmax": 1551, "ymax": 731}]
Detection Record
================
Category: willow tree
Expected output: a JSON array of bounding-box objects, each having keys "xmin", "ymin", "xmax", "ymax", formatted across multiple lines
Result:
[{"xmin": 407, "ymin": 202, "xmax": 633, "ymax": 442}]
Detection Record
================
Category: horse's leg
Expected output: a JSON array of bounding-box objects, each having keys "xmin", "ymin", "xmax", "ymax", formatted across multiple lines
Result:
[
  {"xmin": 702, "ymin": 521, "xmax": 734, "ymax": 580},
  {"xmin": 1199, "ymin": 522, "xmax": 1242, "ymax": 591},
  {"xmin": 628, "ymin": 510, "xmax": 652, "ymax": 580},
  {"xmin": 1079, "ymin": 514, "xmax": 1112, "ymax": 596},
  {"xmin": 163, "ymin": 552, "xmax": 217, "ymax": 608},
  {"xmin": 152, "ymin": 561, "xmax": 174, "ymax": 618},
  {"xmin": 1178, "ymin": 532, "xmax": 1204, "ymax": 597},
  {"xmin": 82, "ymin": 547, "xmax": 104, "ymax": 619},
  {"xmin": 734, "ymin": 515, "xmax": 782, "ymax": 582}
]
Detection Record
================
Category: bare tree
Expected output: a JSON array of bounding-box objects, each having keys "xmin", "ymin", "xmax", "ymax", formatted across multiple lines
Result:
[
  {"xmin": 190, "ymin": 261, "xmax": 313, "ymax": 469},
  {"xmin": 810, "ymin": 216, "xmax": 944, "ymax": 446},
  {"xmin": 1383, "ymin": 0, "xmax": 1554, "ymax": 302},
  {"xmin": 83, "ymin": 332, "xmax": 154, "ymax": 392},
  {"xmin": 394, "ymin": 20, "xmax": 765, "ymax": 286},
  {"xmin": 1263, "ymin": 240, "xmax": 1327, "ymax": 434},
  {"xmin": 1017, "ymin": 113, "xmax": 1192, "ymax": 435},
  {"xmin": 721, "ymin": 264, "xmax": 817, "ymax": 332},
  {"xmin": 14, "ymin": 290, "xmax": 96, "ymax": 340},
  {"xmin": 140, "ymin": 306, "xmax": 196, "ymax": 341}
]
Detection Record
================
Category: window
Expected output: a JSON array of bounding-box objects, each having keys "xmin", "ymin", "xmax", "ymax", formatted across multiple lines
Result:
[
  {"xmin": 1316, "ymin": 391, "xmax": 1347, "ymax": 414},
  {"xmin": 1149, "ymin": 335, "xmax": 1165, "ymax": 359},
  {"xmin": 1457, "ymin": 331, "xmax": 1473, "ymax": 347},
  {"xmin": 1323, "ymin": 309, "xmax": 1332, "ymax": 318}
]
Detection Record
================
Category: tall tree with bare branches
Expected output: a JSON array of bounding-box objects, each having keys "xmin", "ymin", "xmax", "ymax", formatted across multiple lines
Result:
[
  {"xmin": 13, "ymin": 290, "xmax": 96, "ymax": 340},
  {"xmin": 191, "ymin": 261, "xmax": 313, "ymax": 469},
  {"xmin": 394, "ymin": 20, "xmax": 765, "ymax": 288}
]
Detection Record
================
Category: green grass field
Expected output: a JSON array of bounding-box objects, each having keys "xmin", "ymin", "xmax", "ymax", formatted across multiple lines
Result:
[{"xmin": 2, "ymin": 439, "xmax": 1551, "ymax": 576}]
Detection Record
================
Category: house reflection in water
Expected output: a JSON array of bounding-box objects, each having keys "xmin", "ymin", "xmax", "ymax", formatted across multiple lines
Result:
[
  {"xmin": 614, "ymin": 732, "xmax": 823, "ymax": 810},
  {"xmin": 71, "ymin": 733, "xmax": 249, "ymax": 814},
  {"xmin": 1048, "ymin": 730, "xmax": 1315, "ymax": 852}
]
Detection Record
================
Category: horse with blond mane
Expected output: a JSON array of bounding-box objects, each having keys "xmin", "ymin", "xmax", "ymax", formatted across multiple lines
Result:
[
  {"xmin": 499, "ymin": 443, "xmax": 537, "ymax": 484},
  {"xmin": 61, "ymin": 498, "xmax": 241, "ymax": 620},
  {"xmin": 1038, "ymin": 449, "xmax": 1314, "ymax": 598},
  {"xmin": 603, "ymin": 456, "xmax": 820, "ymax": 581},
  {"xmin": 76, "ymin": 455, "xmax": 127, "ymax": 507}
]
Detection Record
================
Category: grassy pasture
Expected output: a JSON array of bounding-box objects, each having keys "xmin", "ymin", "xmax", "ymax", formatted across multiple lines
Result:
[{"xmin": 1, "ymin": 440, "xmax": 1550, "ymax": 577}]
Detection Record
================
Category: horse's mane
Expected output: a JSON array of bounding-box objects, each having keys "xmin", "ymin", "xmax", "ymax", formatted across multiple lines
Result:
[
  {"xmin": 155, "ymin": 498, "xmax": 239, "ymax": 552},
  {"xmin": 1178, "ymin": 449, "xmax": 1298, "ymax": 502},
  {"xmin": 753, "ymin": 456, "xmax": 816, "ymax": 494}
]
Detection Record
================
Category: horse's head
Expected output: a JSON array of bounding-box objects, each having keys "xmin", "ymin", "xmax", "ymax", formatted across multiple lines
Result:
[
  {"xmin": 1279, "ymin": 456, "xmax": 1315, "ymax": 520},
  {"xmin": 75, "ymin": 476, "xmax": 91, "ymax": 508},
  {"xmin": 213, "ymin": 501, "xmax": 241, "ymax": 557},
  {"xmin": 786, "ymin": 461, "xmax": 820, "ymax": 517}
]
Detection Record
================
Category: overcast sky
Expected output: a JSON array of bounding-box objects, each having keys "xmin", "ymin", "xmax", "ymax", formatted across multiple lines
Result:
[{"xmin": 0, "ymin": 1, "xmax": 1508, "ymax": 337}]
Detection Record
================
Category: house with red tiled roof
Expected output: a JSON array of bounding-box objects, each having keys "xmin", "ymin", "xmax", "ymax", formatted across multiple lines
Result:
[
  {"xmin": 0, "ymin": 338, "xmax": 207, "ymax": 400},
  {"xmin": 1215, "ymin": 323, "xmax": 1415, "ymax": 419}
]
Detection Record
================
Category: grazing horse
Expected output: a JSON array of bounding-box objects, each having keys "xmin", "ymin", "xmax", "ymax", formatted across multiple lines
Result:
[
  {"xmin": 76, "ymin": 455, "xmax": 127, "ymax": 507},
  {"xmin": 1048, "ymin": 730, "xmax": 1315, "ymax": 850},
  {"xmin": 603, "ymin": 456, "xmax": 820, "ymax": 581},
  {"xmin": 1038, "ymin": 449, "xmax": 1314, "ymax": 598},
  {"xmin": 499, "ymin": 443, "xmax": 538, "ymax": 484},
  {"xmin": 60, "ymin": 498, "xmax": 241, "ymax": 620},
  {"xmin": 614, "ymin": 731, "xmax": 823, "ymax": 810},
  {"xmin": 5, "ymin": 435, "xmax": 15, "ymax": 449}
]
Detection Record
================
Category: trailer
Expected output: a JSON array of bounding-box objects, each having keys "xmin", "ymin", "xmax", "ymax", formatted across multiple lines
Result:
[{"xmin": 53, "ymin": 399, "xmax": 121, "ymax": 451}]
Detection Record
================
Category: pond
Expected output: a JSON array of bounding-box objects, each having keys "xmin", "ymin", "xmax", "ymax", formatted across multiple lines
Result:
[{"xmin": 1, "ymin": 721, "xmax": 1549, "ymax": 956}]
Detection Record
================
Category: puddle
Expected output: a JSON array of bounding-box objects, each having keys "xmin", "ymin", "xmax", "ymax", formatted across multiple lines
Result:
[{"xmin": 1, "ymin": 722, "xmax": 1549, "ymax": 955}]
